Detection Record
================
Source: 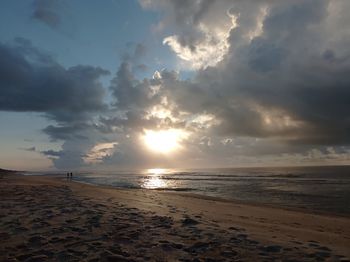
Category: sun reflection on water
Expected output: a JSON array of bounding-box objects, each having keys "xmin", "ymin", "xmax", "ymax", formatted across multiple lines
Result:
[
  {"xmin": 142, "ymin": 176, "xmax": 167, "ymax": 189},
  {"xmin": 142, "ymin": 168, "xmax": 171, "ymax": 189},
  {"xmin": 147, "ymin": 168, "xmax": 167, "ymax": 175}
]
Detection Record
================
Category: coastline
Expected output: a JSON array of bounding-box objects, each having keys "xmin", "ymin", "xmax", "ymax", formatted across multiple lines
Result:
[
  {"xmin": 40, "ymin": 170, "xmax": 350, "ymax": 219},
  {"xmin": 1, "ymin": 173, "xmax": 350, "ymax": 261},
  {"xmin": 51, "ymin": 165, "xmax": 350, "ymax": 218}
]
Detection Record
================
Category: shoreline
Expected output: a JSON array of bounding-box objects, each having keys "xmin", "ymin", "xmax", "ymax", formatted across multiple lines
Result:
[
  {"xmin": 1, "ymin": 173, "xmax": 350, "ymax": 261},
  {"xmin": 20, "ymin": 165, "xmax": 350, "ymax": 218},
  {"xmin": 41, "ymin": 172, "xmax": 350, "ymax": 219}
]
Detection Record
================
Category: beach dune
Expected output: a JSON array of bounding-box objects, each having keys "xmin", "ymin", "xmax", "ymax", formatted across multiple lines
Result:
[{"xmin": 1, "ymin": 173, "xmax": 349, "ymax": 261}]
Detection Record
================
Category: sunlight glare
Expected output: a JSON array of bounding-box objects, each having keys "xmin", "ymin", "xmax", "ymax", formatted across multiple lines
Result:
[
  {"xmin": 147, "ymin": 168, "xmax": 167, "ymax": 175},
  {"xmin": 142, "ymin": 129, "xmax": 186, "ymax": 154},
  {"xmin": 142, "ymin": 176, "xmax": 167, "ymax": 189}
]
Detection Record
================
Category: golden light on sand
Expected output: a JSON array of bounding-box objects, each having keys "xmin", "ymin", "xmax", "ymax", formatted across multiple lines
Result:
[{"xmin": 142, "ymin": 129, "xmax": 186, "ymax": 154}]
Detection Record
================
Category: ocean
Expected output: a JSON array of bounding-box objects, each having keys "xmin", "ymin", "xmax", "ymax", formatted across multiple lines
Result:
[
  {"xmin": 62, "ymin": 165, "xmax": 350, "ymax": 216},
  {"xmin": 26, "ymin": 165, "xmax": 350, "ymax": 216}
]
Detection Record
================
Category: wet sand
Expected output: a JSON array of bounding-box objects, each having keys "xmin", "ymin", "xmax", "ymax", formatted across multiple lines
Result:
[{"xmin": 1, "ymin": 173, "xmax": 349, "ymax": 261}]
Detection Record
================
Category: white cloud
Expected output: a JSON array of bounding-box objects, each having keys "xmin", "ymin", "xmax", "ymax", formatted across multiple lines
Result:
[
  {"xmin": 162, "ymin": 22, "xmax": 233, "ymax": 69},
  {"xmin": 83, "ymin": 142, "xmax": 118, "ymax": 164},
  {"xmin": 21, "ymin": 0, "xmax": 350, "ymax": 169}
]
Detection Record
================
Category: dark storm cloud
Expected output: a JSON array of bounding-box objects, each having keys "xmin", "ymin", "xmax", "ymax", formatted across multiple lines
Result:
[
  {"xmin": 20, "ymin": 146, "xmax": 36, "ymax": 152},
  {"xmin": 212, "ymin": 0, "xmax": 350, "ymax": 145},
  {"xmin": 110, "ymin": 61, "xmax": 160, "ymax": 110},
  {"xmin": 0, "ymin": 38, "xmax": 110, "ymax": 169},
  {"xmin": 99, "ymin": 112, "xmax": 157, "ymax": 132},
  {"xmin": 140, "ymin": 0, "xmax": 216, "ymax": 50},
  {"xmin": 0, "ymin": 38, "xmax": 109, "ymax": 122},
  {"xmin": 142, "ymin": 0, "xmax": 350, "ymax": 146},
  {"xmin": 38, "ymin": 0, "xmax": 350, "ymax": 168},
  {"xmin": 32, "ymin": 0, "xmax": 61, "ymax": 29},
  {"xmin": 41, "ymin": 149, "xmax": 62, "ymax": 157},
  {"xmin": 42, "ymin": 138, "xmax": 96, "ymax": 169},
  {"xmin": 42, "ymin": 124, "xmax": 89, "ymax": 141},
  {"xmin": 2, "ymin": 0, "xmax": 350, "ymax": 169},
  {"xmin": 51, "ymin": 149, "xmax": 85, "ymax": 169},
  {"xmin": 105, "ymin": 62, "xmax": 189, "ymax": 135}
]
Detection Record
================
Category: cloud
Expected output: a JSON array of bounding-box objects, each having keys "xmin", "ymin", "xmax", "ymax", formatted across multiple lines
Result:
[
  {"xmin": 212, "ymin": 0, "xmax": 350, "ymax": 145},
  {"xmin": 0, "ymin": 38, "xmax": 110, "ymax": 169},
  {"xmin": 140, "ymin": 0, "xmax": 265, "ymax": 69},
  {"xmin": 2, "ymin": 0, "xmax": 350, "ymax": 169},
  {"xmin": 109, "ymin": 61, "xmax": 161, "ymax": 111},
  {"xmin": 133, "ymin": 0, "xmax": 350, "ymax": 164},
  {"xmin": 32, "ymin": 0, "xmax": 61, "ymax": 29},
  {"xmin": 41, "ymin": 138, "xmax": 99, "ymax": 169},
  {"xmin": 42, "ymin": 124, "xmax": 89, "ymax": 141},
  {"xmin": 83, "ymin": 142, "xmax": 118, "ymax": 164},
  {"xmin": 122, "ymin": 43, "xmax": 149, "ymax": 72},
  {"xmin": 0, "ymin": 38, "xmax": 109, "ymax": 123},
  {"xmin": 20, "ymin": 146, "xmax": 36, "ymax": 152},
  {"xmin": 41, "ymin": 149, "xmax": 62, "ymax": 157},
  {"xmin": 139, "ymin": 0, "xmax": 350, "ymax": 145}
]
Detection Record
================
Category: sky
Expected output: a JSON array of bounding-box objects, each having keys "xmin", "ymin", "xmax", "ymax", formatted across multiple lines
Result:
[{"xmin": 0, "ymin": 0, "xmax": 350, "ymax": 171}]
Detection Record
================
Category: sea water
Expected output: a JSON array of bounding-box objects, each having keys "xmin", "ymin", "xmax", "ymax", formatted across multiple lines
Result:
[
  {"xmin": 25, "ymin": 165, "xmax": 349, "ymax": 215},
  {"xmin": 67, "ymin": 165, "xmax": 350, "ymax": 215}
]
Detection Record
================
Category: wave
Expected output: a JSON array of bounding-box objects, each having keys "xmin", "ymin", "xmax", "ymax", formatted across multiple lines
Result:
[{"xmin": 145, "ymin": 187, "xmax": 195, "ymax": 192}]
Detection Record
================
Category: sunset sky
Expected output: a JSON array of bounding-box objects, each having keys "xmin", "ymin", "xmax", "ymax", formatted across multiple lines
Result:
[{"xmin": 0, "ymin": 0, "xmax": 349, "ymax": 171}]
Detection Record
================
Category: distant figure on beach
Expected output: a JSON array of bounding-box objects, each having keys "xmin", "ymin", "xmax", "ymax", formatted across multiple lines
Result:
[{"xmin": 66, "ymin": 172, "xmax": 73, "ymax": 180}]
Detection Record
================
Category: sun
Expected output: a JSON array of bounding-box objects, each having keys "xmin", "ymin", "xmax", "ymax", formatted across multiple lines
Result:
[{"xmin": 142, "ymin": 129, "xmax": 186, "ymax": 154}]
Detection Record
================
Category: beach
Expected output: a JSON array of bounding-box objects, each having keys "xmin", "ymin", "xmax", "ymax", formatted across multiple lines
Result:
[{"xmin": 1, "ymin": 173, "xmax": 349, "ymax": 261}]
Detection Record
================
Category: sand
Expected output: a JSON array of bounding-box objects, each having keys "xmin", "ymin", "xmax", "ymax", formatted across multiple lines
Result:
[{"xmin": 0, "ymin": 173, "xmax": 349, "ymax": 262}]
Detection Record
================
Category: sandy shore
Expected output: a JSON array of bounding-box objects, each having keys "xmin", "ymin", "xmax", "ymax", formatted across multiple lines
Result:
[{"xmin": 1, "ymin": 173, "xmax": 349, "ymax": 261}]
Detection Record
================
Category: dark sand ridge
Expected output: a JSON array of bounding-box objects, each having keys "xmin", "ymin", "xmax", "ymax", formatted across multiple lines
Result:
[{"xmin": 1, "ymin": 173, "xmax": 349, "ymax": 261}]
